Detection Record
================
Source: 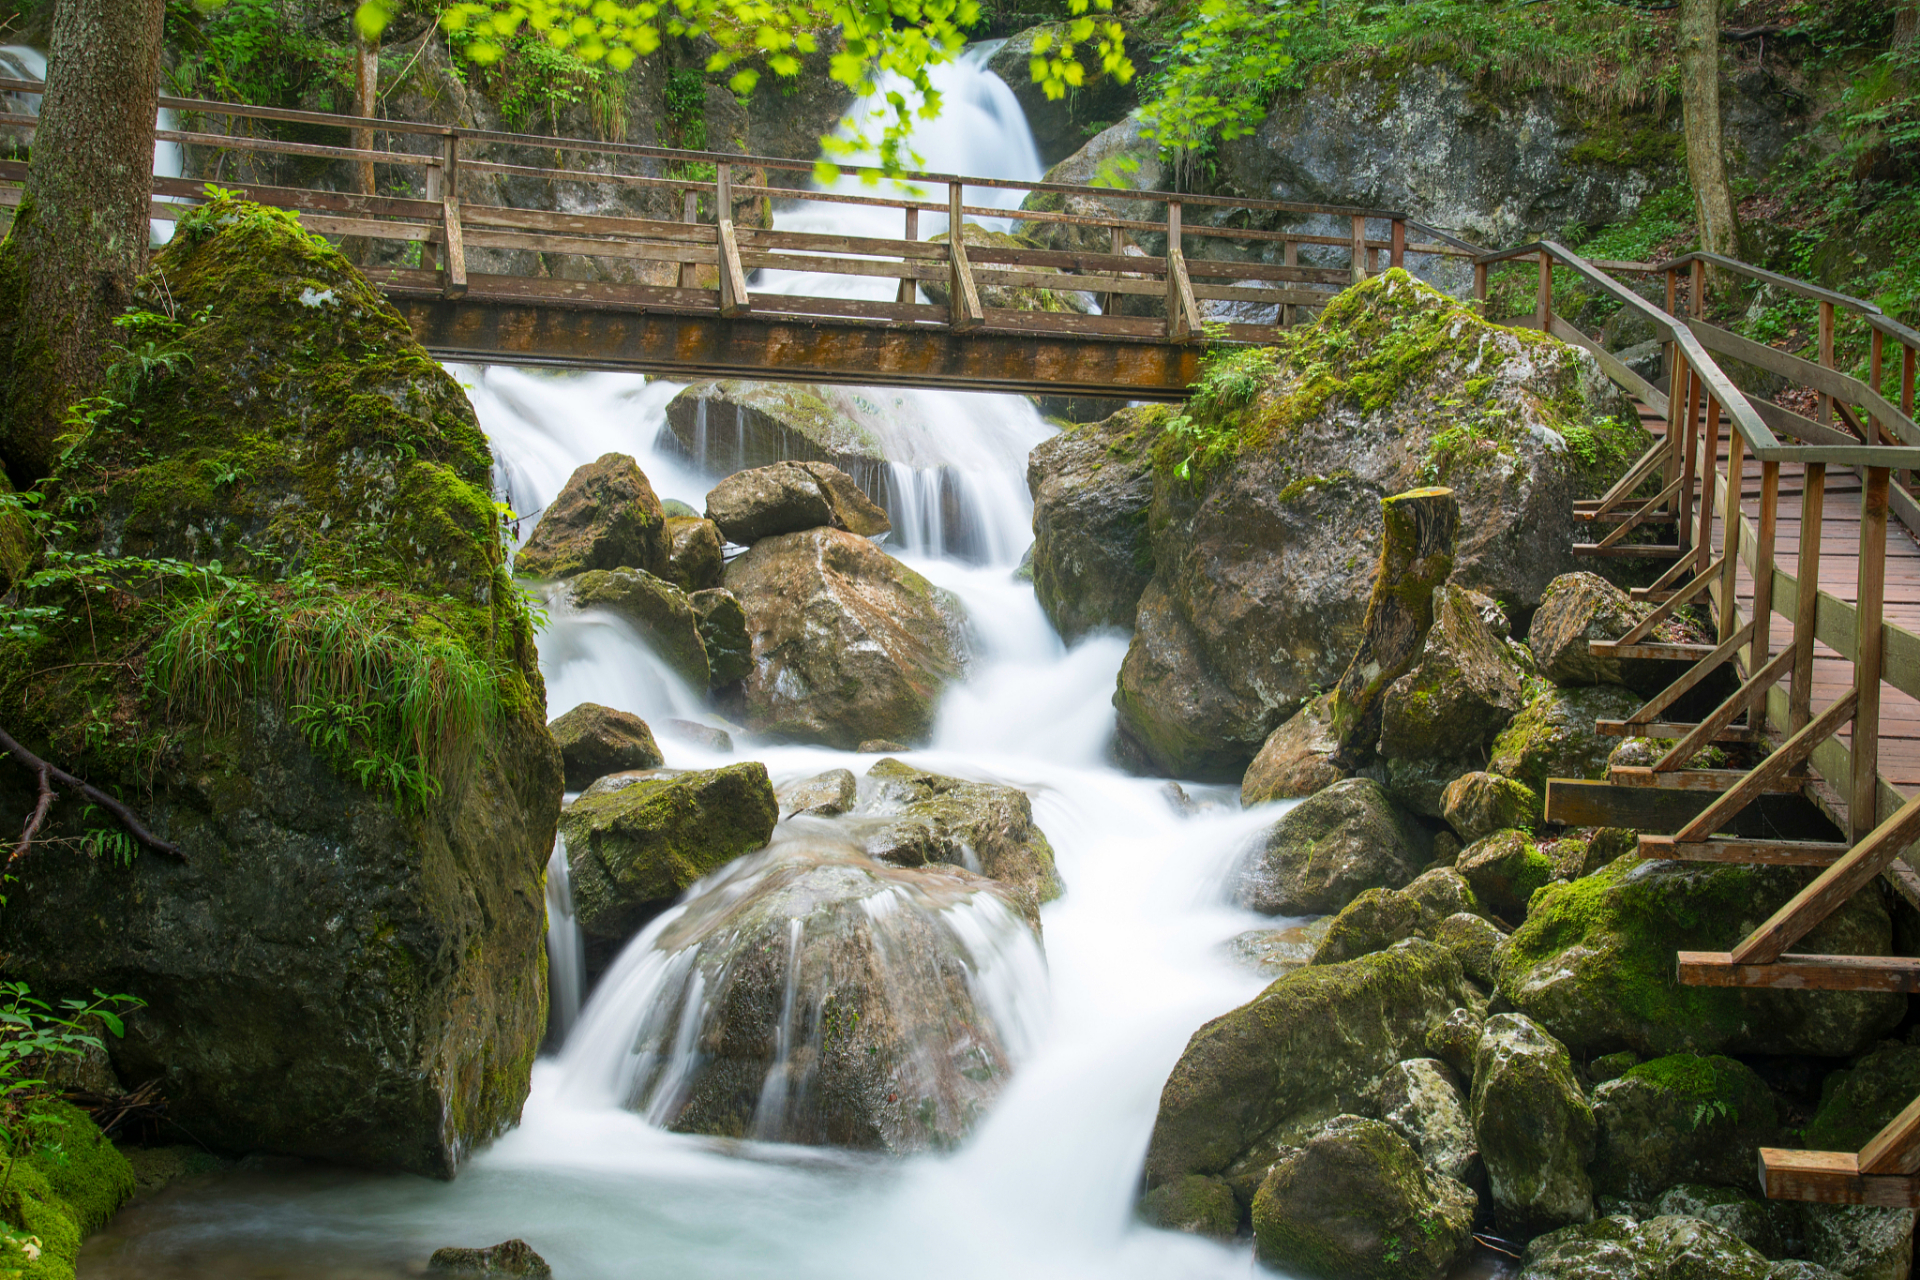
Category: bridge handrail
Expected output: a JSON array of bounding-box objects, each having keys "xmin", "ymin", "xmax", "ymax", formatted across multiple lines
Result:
[{"xmin": 1656, "ymin": 250, "xmax": 1920, "ymax": 353}]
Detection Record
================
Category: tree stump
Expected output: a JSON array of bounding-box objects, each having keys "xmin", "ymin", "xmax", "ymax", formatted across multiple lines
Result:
[{"xmin": 1329, "ymin": 487, "xmax": 1460, "ymax": 767}]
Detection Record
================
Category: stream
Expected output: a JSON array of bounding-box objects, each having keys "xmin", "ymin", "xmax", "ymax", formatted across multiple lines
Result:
[{"xmin": 77, "ymin": 47, "xmax": 1310, "ymax": 1280}]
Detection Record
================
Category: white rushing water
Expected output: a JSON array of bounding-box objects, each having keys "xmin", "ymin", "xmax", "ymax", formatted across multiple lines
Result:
[{"xmin": 78, "ymin": 47, "xmax": 1308, "ymax": 1280}]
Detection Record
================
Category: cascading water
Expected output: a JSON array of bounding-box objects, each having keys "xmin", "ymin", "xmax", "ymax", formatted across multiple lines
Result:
[{"xmin": 77, "ymin": 47, "xmax": 1309, "ymax": 1280}]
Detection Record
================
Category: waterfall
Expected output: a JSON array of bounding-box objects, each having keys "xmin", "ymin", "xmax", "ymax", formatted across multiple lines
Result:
[{"xmin": 545, "ymin": 834, "xmax": 587, "ymax": 1039}]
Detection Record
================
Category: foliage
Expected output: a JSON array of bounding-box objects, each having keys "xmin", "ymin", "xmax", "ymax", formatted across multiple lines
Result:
[
  {"xmin": 165, "ymin": 0, "xmax": 354, "ymax": 110},
  {"xmin": 1160, "ymin": 334, "xmax": 1281, "ymax": 480}
]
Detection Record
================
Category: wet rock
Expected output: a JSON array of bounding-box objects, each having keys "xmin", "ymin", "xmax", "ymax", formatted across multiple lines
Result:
[
  {"xmin": 549, "ymin": 702, "xmax": 664, "ymax": 791},
  {"xmin": 1797, "ymin": 1203, "xmax": 1916, "ymax": 1280},
  {"xmin": 638, "ymin": 848, "xmax": 1042, "ymax": 1153},
  {"xmin": 1590, "ymin": 1054, "xmax": 1785, "ymax": 1201},
  {"xmin": 663, "ymin": 720, "xmax": 734, "ymax": 753},
  {"xmin": 1015, "ymin": 117, "xmax": 1167, "ymax": 257},
  {"xmin": 1803, "ymin": 1042, "xmax": 1920, "ymax": 1154},
  {"xmin": 1138, "ymin": 1173, "xmax": 1239, "ymax": 1241},
  {"xmin": 1224, "ymin": 919, "xmax": 1332, "ymax": 977},
  {"xmin": 1113, "ymin": 273, "xmax": 1642, "ymax": 779},
  {"xmin": 1240, "ymin": 693, "xmax": 1346, "ymax": 805},
  {"xmin": 1499, "ymin": 857, "xmax": 1902, "ymax": 1057},
  {"xmin": 515, "ymin": 451, "xmax": 670, "ymax": 580},
  {"xmin": 664, "ymin": 514, "xmax": 725, "ymax": 591},
  {"xmin": 1232, "ymin": 778, "xmax": 1431, "ymax": 916},
  {"xmin": 1517, "ymin": 1214, "xmax": 1773, "ymax": 1280},
  {"xmin": 1432, "ymin": 911, "xmax": 1507, "ymax": 987},
  {"xmin": 1442, "ymin": 771, "xmax": 1541, "ymax": 842},
  {"xmin": 1652, "ymin": 1185, "xmax": 1786, "ymax": 1258},
  {"xmin": 1251, "ymin": 1115, "xmax": 1477, "ymax": 1280},
  {"xmin": 1457, "ymin": 829, "xmax": 1557, "ymax": 921},
  {"xmin": 568, "ymin": 567, "xmax": 711, "ymax": 689},
  {"xmin": 1426, "ymin": 1007, "xmax": 1485, "ymax": 1079},
  {"xmin": 689, "ymin": 588, "xmax": 752, "ymax": 688},
  {"xmin": 1529, "ymin": 571, "xmax": 1710, "ymax": 691},
  {"xmin": 723, "ymin": 527, "xmax": 968, "ymax": 749},
  {"xmin": 1312, "ymin": 867, "xmax": 1488, "ymax": 966},
  {"xmin": 706, "ymin": 461, "xmax": 891, "ymax": 545},
  {"xmin": 1026, "ymin": 406, "xmax": 1162, "ymax": 642},
  {"xmin": 1142, "ymin": 939, "xmax": 1480, "ymax": 1201},
  {"xmin": 662, "ymin": 498, "xmax": 701, "ymax": 518},
  {"xmin": 859, "ymin": 739, "xmax": 909, "ymax": 754},
  {"xmin": 779, "ymin": 768, "xmax": 858, "ymax": 817},
  {"xmin": 427, "ymin": 1239, "xmax": 552, "ymax": 1277},
  {"xmin": 1375, "ymin": 1058, "xmax": 1479, "ymax": 1185},
  {"xmin": 858, "ymin": 759, "xmax": 1062, "ymax": 923},
  {"xmin": 1490, "ymin": 684, "xmax": 1644, "ymax": 795},
  {"xmin": 580, "ymin": 768, "xmax": 678, "ymax": 799},
  {"xmin": 1472, "ymin": 1013, "xmax": 1594, "ymax": 1239},
  {"xmin": 661, "ymin": 381, "xmax": 888, "ymax": 495},
  {"xmin": 560, "ymin": 762, "xmax": 779, "ymax": 943}
]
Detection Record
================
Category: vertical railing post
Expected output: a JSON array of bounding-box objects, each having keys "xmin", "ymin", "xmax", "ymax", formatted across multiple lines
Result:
[
  {"xmin": 1852, "ymin": 466, "xmax": 1891, "ymax": 840},
  {"xmin": 421, "ymin": 147, "xmax": 443, "ymax": 274},
  {"xmin": 1677, "ymin": 366, "xmax": 1700, "ymax": 555},
  {"xmin": 439, "ymin": 132, "xmax": 466, "ymax": 299},
  {"xmin": 1536, "ymin": 250, "xmax": 1552, "ymax": 333},
  {"xmin": 1788, "ymin": 462, "xmax": 1827, "ymax": 739},
  {"xmin": 714, "ymin": 162, "xmax": 749, "ymax": 317},
  {"xmin": 1662, "ymin": 335, "xmax": 1684, "ymax": 493},
  {"xmin": 1164, "ymin": 199, "xmax": 1195, "ymax": 342},
  {"xmin": 1751, "ymin": 458, "xmax": 1780, "ymax": 703},
  {"xmin": 946, "ymin": 180, "xmax": 982, "ymax": 330},
  {"xmin": 1350, "ymin": 215, "xmax": 1367, "ymax": 285},
  {"xmin": 1818, "ymin": 300, "xmax": 1836, "ymax": 426},
  {"xmin": 896, "ymin": 205, "xmax": 919, "ymax": 306},
  {"xmin": 678, "ymin": 189, "xmax": 699, "ymax": 290},
  {"xmin": 1690, "ymin": 257, "xmax": 1706, "ymax": 319},
  {"xmin": 1904, "ymin": 342, "xmax": 1917, "ymax": 422},
  {"xmin": 1390, "ymin": 219, "xmax": 1405, "ymax": 271},
  {"xmin": 1102, "ymin": 224, "xmax": 1128, "ymax": 317},
  {"xmin": 1283, "ymin": 237, "xmax": 1298, "ymax": 327},
  {"xmin": 1472, "ymin": 259, "xmax": 1487, "ymax": 308},
  {"xmin": 1697, "ymin": 390, "xmax": 1722, "ymax": 578},
  {"xmin": 1719, "ymin": 426, "xmax": 1745, "ymax": 641}
]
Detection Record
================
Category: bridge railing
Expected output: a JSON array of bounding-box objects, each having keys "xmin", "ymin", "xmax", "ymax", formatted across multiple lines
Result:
[{"xmin": 0, "ymin": 76, "xmax": 1477, "ymax": 348}]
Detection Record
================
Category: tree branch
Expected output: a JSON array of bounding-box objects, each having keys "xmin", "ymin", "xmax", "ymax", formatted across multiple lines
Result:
[
  {"xmin": 0, "ymin": 724, "xmax": 186, "ymax": 862},
  {"xmin": 9, "ymin": 765, "xmax": 54, "ymax": 867}
]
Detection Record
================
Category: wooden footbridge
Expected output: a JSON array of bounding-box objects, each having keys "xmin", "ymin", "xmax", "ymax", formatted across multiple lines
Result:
[
  {"xmin": 0, "ymin": 76, "xmax": 1482, "ymax": 400},
  {"xmin": 8, "ymin": 75, "xmax": 1920, "ymax": 1209}
]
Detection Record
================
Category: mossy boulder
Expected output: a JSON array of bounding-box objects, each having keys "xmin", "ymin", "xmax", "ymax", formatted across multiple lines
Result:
[
  {"xmin": 664, "ymin": 514, "xmax": 725, "ymax": 591},
  {"xmin": 1804, "ymin": 1042, "xmax": 1920, "ymax": 1154},
  {"xmin": 1458, "ymin": 828, "xmax": 1557, "ymax": 921},
  {"xmin": 1310, "ymin": 867, "xmax": 1487, "ymax": 967},
  {"xmin": 1530, "ymin": 571, "xmax": 1710, "ymax": 692},
  {"xmin": 1499, "ymin": 858, "xmax": 1902, "ymax": 1058},
  {"xmin": 0, "ymin": 1100, "xmax": 137, "ymax": 1280},
  {"xmin": 1442, "ymin": 770, "xmax": 1542, "ymax": 842},
  {"xmin": 1432, "ymin": 911, "xmax": 1508, "ymax": 987},
  {"xmin": 1138, "ymin": 1173, "xmax": 1239, "ymax": 1241},
  {"xmin": 0, "ymin": 195, "xmax": 560, "ymax": 1176},
  {"xmin": 1491, "ymin": 683, "xmax": 1644, "ymax": 794},
  {"xmin": 1026, "ymin": 407, "xmax": 1162, "ymax": 642},
  {"xmin": 705, "ymin": 460, "xmax": 891, "ymax": 545},
  {"xmin": 549, "ymin": 702, "xmax": 664, "ymax": 790},
  {"xmin": 1794, "ymin": 1203, "xmax": 1915, "ymax": 1280},
  {"xmin": 1251, "ymin": 1115, "xmax": 1477, "ymax": 1280},
  {"xmin": 855, "ymin": 759, "xmax": 1062, "ymax": 925},
  {"xmin": 1113, "ymin": 271, "xmax": 1644, "ymax": 779},
  {"xmin": 1651, "ymin": 1185, "xmax": 1788, "ymax": 1258},
  {"xmin": 689, "ymin": 587, "xmax": 752, "ymax": 688},
  {"xmin": 568, "ymin": 567, "xmax": 711, "ymax": 689},
  {"xmin": 1591, "ymin": 1054, "xmax": 1785, "ymax": 1201},
  {"xmin": 777, "ymin": 767, "xmax": 858, "ymax": 817},
  {"xmin": 560, "ymin": 762, "xmax": 779, "ymax": 943},
  {"xmin": 1472, "ymin": 1013, "xmax": 1594, "ymax": 1239},
  {"xmin": 1375, "ymin": 1058, "xmax": 1479, "ymax": 1186},
  {"xmin": 427, "ymin": 1239, "xmax": 552, "ymax": 1277},
  {"xmin": 1232, "ymin": 778, "xmax": 1432, "ymax": 916},
  {"xmin": 514, "ymin": 451, "xmax": 669, "ymax": 581},
  {"xmin": 1141, "ymin": 939, "xmax": 1480, "ymax": 1210},
  {"xmin": 1517, "ymin": 1215, "xmax": 1773, "ymax": 1280},
  {"xmin": 660, "ymin": 381, "xmax": 889, "ymax": 501},
  {"xmin": 723, "ymin": 527, "xmax": 969, "ymax": 749}
]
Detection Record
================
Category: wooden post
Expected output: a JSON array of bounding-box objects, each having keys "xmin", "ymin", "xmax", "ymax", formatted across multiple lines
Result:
[
  {"xmin": 1677, "ymin": 367, "xmax": 1700, "ymax": 554},
  {"xmin": 1698, "ymin": 391, "xmax": 1722, "ymax": 577},
  {"xmin": 1666, "ymin": 268, "xmax": 1678, "ymax": 316},
  {"xmin": 1164, "ymin": 200, "xmax": 1197, "ymax": 342},
  {"xmin": 896, "ymin": 205, "xmax": 919, "ymax": 306},
  {"xmin": 1283, "ymin": 238, "xmax": 1298, "ymax": 327},
  {"xmin": 1537, "ymin": 250, "xmax": 1552, "ymax": 333},
  {"xmin": 1351, "ymin": 215, "xmax": 1367, "ymax": 285},
  {"xmin": 421, "ymin": 149, "xmax": 442, "ymax": 273},
  {"xmin": 1751, "ymin": 459, "xmax": 1780, "ymax": 679},
  {"xmin": 1390, "ymin": 219, "xmax": 1405, "ymax": 270},
  {"xmin": 1719, "ymin": 426, "xmax": 1745, "ymax": 641},
  {"xmin": 947, "ymin": 181, "xmax": 982, "ymax": 330},
  {"xmin": 1819, "ymin": 300, "xmax": 1836, "ymax": 426},
  {"xmin": 678, "ymin": 189, "xmax": 698, "ymax": 290},
  {"xmin": 1691, "ymin": 257, "xmax": 1706, "ymax": 318},
  {"xmin": 1662, "ymin": 350, "xmax": 1684, "ymax": 491},
  {"xmin": 1472, "ymin": 260, "xmax": 1487, "ymax": 307},
  {"xmin": 715, "ymin": 163, "xmax": 750, "ymax": 317},
  {"xmin": 1905, "ymin": 343, "xmax": 1917, "ymax": 420},
  {"xmin": 1852, "ymin": 466, "xmax": 1890, "ymax": 841},
  {"xmin": 1788, "ymin": 462, "xmax": 1827, "ymax": 738},
  {"xmin": 439, "ymin": 132, "xmax": 465, "ymax": 299}
]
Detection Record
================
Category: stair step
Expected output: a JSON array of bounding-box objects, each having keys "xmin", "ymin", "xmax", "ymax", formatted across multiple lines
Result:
[
  {"xmin": 1574, "ymin": 543, "xmax": 1688, "ymax": 559},
  {"xmin": 1759, "ymin": 1148, "xmax": 1920, "ymax": 1208},
  {"xmin": 1639, "ymin": 835, "xmax": 1849, "ymax": 865},
  {"xmin": 1588, "ymin": 641, "xmax": 1719, "ymax": 661},
  {"xmin": 1678, "ymin": 950, "xmax": 1920, "ymax": 993},
  {"xmin": 1595, "ymin": 719, "xmax": 1761, "ymax": 743},
  {"xmin": 1608, "ymin": 766, "xmax": 1803, "ymax": 794}
]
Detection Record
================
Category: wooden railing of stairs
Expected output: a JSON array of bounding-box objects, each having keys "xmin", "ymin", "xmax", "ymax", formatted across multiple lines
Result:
[{"xmin": 1481, "ymin": 242, "xmax": 1920, "ymax": 1207}]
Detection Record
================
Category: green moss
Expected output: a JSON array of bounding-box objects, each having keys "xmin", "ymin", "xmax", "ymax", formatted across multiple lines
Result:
[
  {"xmin": 0, "ymin": 1100, "xmax": 136, "ymax": 1280},
  {"xmin": 1805, "ymin": 1044, "xmax": 1920, "ymax": 1153},
  {"xmin": 1624, "ymin": 1054, "xmax": 1759, "ymax": 1127}
]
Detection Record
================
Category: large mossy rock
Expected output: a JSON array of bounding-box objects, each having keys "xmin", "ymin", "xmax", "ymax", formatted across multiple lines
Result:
[
  {"xmin": 1014, "ymin": 117, "xmax": 1167, "ymax": 257},
  {"xmin": 567, "ymin": 567, "xmax": 711, "ymax": 689},
  {"xmin": 1310, "ymin": 867, "xmax": 1487, "ymax": 967},
  {"xmin": 549, "ymin": 702, "xmax": 664, "ymax": 790},
  {"xmin": 663, "ymin": 514, "xmax": 724, "ymax": 592},
  {"xmin": 1443, "ymin": 771, "xmax": 1542, "ymax": 842},
  {"xmin": 1113, "ymin": 272, "xmax": 1644, "ymax": 779},
  {"xmin": 560, "ymin": 762, "xmax": 779, "ymax": 944},
  {"xmin": 705, "ymin": 460, "xmax": 891, "ymax": 545},
  {"xmin": 1472, "ymin": 1013, "xmax": 1594, "ymax": 1239},
  {"xmin": 1490, "ymin": 683, "xmax": 1644, "ymax": 794},
  {"xmin": 660, "ymin": 380, "xmax": 889, "ymax": 495},
  {"xmin": 1590, "ymin": 1054, "xmax": 1785, "ymax": 1202},
  {"xmin": 1141, "ymin": 939, "xmax": 1481, "ymax": 1214},
  {"xmin": 722, "ymin": 527, "xmax": 969, "ymax": 749},
  {"xmin": 0, "ymin": 1100, "xmax": 137, "ymax": 1280},
  {"xmin": 856, "ymin": 759, "xmax": 1062, "ymax": 925},
  {"xmin": 1499, "ymin": 858, "xmax": 1902, "ymax": 1057},
  {"xmin": 514, "ymin": 451, "xmax": 669, "ymax": 581},
  {"xmin": 1804, "ymin": 1043, "xmax": 1920, "ymax": 1154},
  {"xmin": 1250, "ymin": 1114, "xmax": 1477, "ymax": 1280},
  {"xmin": 1530, "ymin": 571, "xmax": 1710, "ymax": 691},
  {"xmin": 1457, "ymin": 828, "xmax": 1557, "ymax": 921},
  {"xmin": 689, "ymin": 588, "xmax": 752, "ymax": 688},
  {"xmin": 1232, "ymin": 778, "xmax": 1431, "ymax": 916},
  {"xmin": 0, "ymin": 195, "xmax": 561, "ymax": 1177},
  {"xmin": 633, "ymin": 848, "xmax": 1042, "ymax": 1154},
  {"xmin": 1375, "ymin": 1057, "xmax": 1480, "ymax": 1186},
  {"xmin": 1026, "ymin": 407, "xmax": 1162, "ymax": 642},
  {"xmin": 1517, "ymin": 1215, "xmax": 1774, "ymax": 1280}
]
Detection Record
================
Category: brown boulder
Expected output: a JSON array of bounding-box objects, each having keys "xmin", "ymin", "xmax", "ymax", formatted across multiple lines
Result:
[
  {"xmin": 515, "ymin": 452, "xmax": 669, "ymax": 580},
  {"xmin": 1240, "ymin": 693, "xmax": 1347, "ymax": 806},
  {"xmin": 664, "ymin": 515, "xmax": 724, "ymax": 591},
  {"xmin": 1026, "ymin": 407, "xmax": 1163, "ymax": 642},
  {"xmin": 567, "ymin": 568, "xmax": 711, "ymax": 689},
  {"xmin": 549, "ymin": 703, "xmax": 664, "ymax": 791},
  {"xmin": 705, "ymin": 461, "xmax": 891, "ymax": 545}
]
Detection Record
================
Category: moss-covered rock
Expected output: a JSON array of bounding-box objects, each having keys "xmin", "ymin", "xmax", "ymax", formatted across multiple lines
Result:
[
  {"xmin": 1517, "ymin": 1214, "xmax": 1773, "ymax": 1280},
  {"xmin": 1529, "ymin": 571, "xmax": 1710, "ymax": 692},
  {"xmin": 1251, "ymin": 1115, "xmax": 1477, "ymax": 1280},
  {"xmin": 1310, "ymin": 868, "xmax": 1489, "ymax": 967},
  {"xmin": 1591, "ymin": 1054, "xmax": 1785, "ymax": 1201},
  {"xmin": 427, "ymin": 1239, "xmax": 552, "ymax": 1276},
  {"xmin": 1472, "ymin": 1013, "xmax": 1594, "ymax": 1239},
  {"xmin": 1652, "ymin": 1185, "xmax": 1788, "ymax": 1259},
  {"xmin": 1141, "ymin": 939, "xmax": 1480, "ymax": 1204},
  {"xmin": 777, "ymin": 767, "xmax": 858, "ymax": 817},
  {"xmin": 1795, "ymin": 1203, "xmax": 1915, "ymax": 1280},
  {"xmin": 1232, "ymin": 778, "xmax": 1431, "ymax": 916},
  {"xmin": 1138, "ymin": 1173, "xmax": 1239, "ymax": 1241},
  {"xmin": 1432, "ymin": 911, "xmax": 1507, "ymax": 987},
  {"xmin": 1240, "ymin": 692, "xmax": 1348, "ymax": 805},
  {"xmin": 514, "ymin": 451, "xmax": 669, "ymax": 581},
  {"xmin": 560, "ymin": 761, "xmax": 779, "ymax": 943},
  {"xmin": 1458, "ymin": 828, "xmax": 1557, "ymax": 921},
  {"xmin": 689, "ymin": 587, "xmax": 752, "ymax": 688},
  {"xmin": 0, "ymin": 1099, "xmax": 135, "ymax": 1279},
  {"xmin": 1442, "ymin": 770, "xmax": 1542, "ymax": 842},
  {"xmin": 1026, "ymin": 406, "xmax": 1163, "ymax": 642},
  {"xmin": 549, "ymin": 702, "xmax": 664, "ymax": 791},
  {"xmin": 1804, "ymin": 1042, "xmax": 1920, "ymax": 1154},
  {"xmin": 1499, "ymin": 858, "xmax": 1902, "ymax": 1058},
  {"xmin": 1375, "ymin": 1058, "xmax": 1480, "ymax": 1186},
  {"xmin": 0, "ymin": 195, "xmax": 560, "ymax": 1177},
  {"xmin": 568, "ymin": 567, "xmax": 711, "ymax": 689},
  {"xmin": 706, "ymin": 460, "xmax": 890, "ymax": 545},
  {"xmin": 664, "ymin": 514, "xmax": 725, "ymax": 592},
  {"xmin": 1491, "ymin": 683, "xmax": 1643, "ymax": 794}
]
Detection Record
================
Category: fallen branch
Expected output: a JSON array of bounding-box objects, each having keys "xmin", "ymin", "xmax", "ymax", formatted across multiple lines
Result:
[
  {"xmin": 0, "ymin": 724, "xmax": 185, "ymax": 862},
  {"xmin": 8, "ymin": 764, "xmax": 53, "ymax": 868}
]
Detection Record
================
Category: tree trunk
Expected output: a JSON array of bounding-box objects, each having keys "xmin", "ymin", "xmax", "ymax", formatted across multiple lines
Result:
[
  {"xmin": 1896, "ymin": 0, "xmax": 1918, "ymax": 52},
  {"xmin": 1679, "ymin": 0, "xmax": 1744, "ymax": 293},
  {"xmin": 0, "ymin": 0, "xmax": 166, "ymax": 481},
  {"xmin": 353, "ymin": 28, "xmax": 379, "ymax": 196}
]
